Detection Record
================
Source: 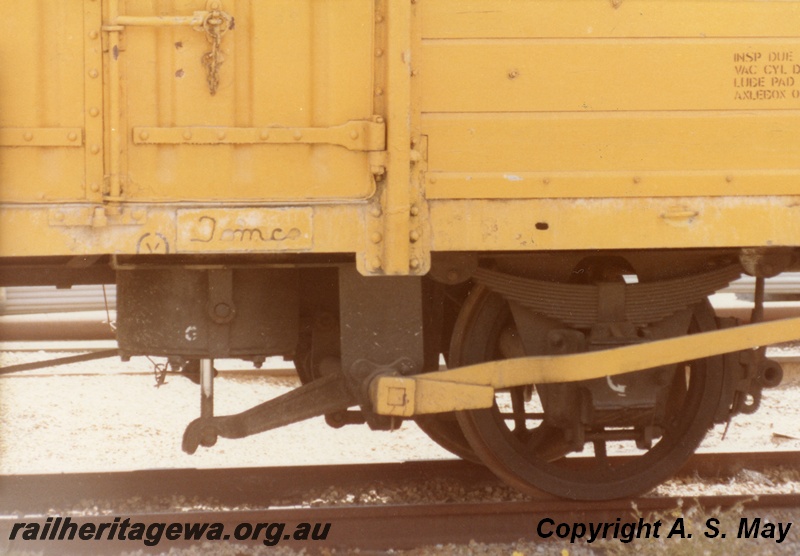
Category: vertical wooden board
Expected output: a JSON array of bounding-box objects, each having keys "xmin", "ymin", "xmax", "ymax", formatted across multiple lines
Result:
[{"xmin": 0, "ymin": 1, "xmax": 86, "ymax": 202}]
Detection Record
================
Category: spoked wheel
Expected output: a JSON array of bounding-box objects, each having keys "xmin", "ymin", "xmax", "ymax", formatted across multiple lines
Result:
[
  {"xmin": 453, "ymin": 284, "xmax": 724, "ymax": 500},
  {"xmin": 414, "ymin": 413, "xmax": 482, "ymax": 464}
]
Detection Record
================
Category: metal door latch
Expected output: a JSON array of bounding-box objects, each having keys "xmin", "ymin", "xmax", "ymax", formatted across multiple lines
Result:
[{"xmin": 108, "ymin": 0, "xmax": 234, "ymax": 96}]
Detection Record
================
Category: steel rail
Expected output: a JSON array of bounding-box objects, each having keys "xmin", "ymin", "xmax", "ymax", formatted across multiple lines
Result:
[
  {"xmin": 2, "ymin": 451, "xmax": 797, "ymax": 514},
  {"xmin": 0, "ymin": 349, "xmax": 119, "ymax": 376}
]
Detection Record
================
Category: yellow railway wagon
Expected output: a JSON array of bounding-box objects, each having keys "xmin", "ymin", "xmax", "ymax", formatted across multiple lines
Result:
[{"xmin": 2, "ymin": 0, "xmax": 800, "ymax": 499}]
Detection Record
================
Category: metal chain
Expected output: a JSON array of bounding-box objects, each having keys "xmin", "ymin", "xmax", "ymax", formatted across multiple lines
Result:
[{"xmin": 202, "ymin": 11, "xmax": 231, "ymax": 95}]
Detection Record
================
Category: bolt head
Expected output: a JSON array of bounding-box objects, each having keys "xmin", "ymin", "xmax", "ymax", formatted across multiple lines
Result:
[{"xmin": 214, "ymin": 303, "xmax": 232, "ymax": 318}]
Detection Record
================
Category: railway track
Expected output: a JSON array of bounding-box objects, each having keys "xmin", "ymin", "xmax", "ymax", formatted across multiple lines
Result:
[
  {"xmin": 2, "ymin": 451, "xmax": 798, "ymax": 513},
  {"xmin": 1, "ymin": 452, "xmax": 798, "ymax": 553}
]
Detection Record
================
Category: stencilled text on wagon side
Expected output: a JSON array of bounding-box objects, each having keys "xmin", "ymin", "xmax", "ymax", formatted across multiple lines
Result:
[{"xmin": 733, "ymin": 51, "xmax": 800, "ymax": 101}]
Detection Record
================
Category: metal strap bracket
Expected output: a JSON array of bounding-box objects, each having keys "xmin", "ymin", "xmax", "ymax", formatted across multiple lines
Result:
[
  {"xmin": 0, "ymin": 128, "xmax": 83, "ymax": 148},
  {"xmin": 132, "ymin": 118, "xmax": 386, "ymax": 152}
]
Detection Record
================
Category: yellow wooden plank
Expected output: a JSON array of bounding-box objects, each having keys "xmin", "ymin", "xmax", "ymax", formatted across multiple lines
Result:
[
  {"xmin": 420, "ymin": 40, "xmax": 800, "ymax": 113},
  {"xmin": 428, "ymin": 197, "xmax": 800, "ymax": 251},
  {"xmin": 422, "ymin": 112, "xmax": 800, "ymax": 175},
  {"xmin": 421, "ymin": 0, "xmax": 800, "ymax": 39}
]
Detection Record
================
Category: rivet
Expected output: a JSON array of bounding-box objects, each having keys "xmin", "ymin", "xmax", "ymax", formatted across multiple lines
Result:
[
  {"xmin": 543, "ymin": 178, "xmax": 550, "ymax": 185},
  {"xmin": 88, "ymin": 69, "xmax": 99, "ymax": 79},
  {"xmin": 370, "ymin": 206, "xmax": 382, "ymax": 218},
  {"xmin": 260, "ymin": 129, "xmax": 270, "ymax": 140},
  {"xmin": 375, "ymin": 87, "xmax": 384, "ymax": 96},
  {"xmin": 89, "ymin": 107, "xmax": 100, "ymax": 117},
  {"xmin": 371, "ymin": 232, "xmax": 383, "ymax": 244},
  {"xmin": 90, "ymin": 183, "xmax": 100, "ymax": 192},
  {"xmin": 23, "ymin": 132, "xmax": 33, "ymax": 142},
  {"xmin": 139, "ymin": 130, "xmax": 149, "ymax": 141},
  {"xmin": 447, "ymin": 270, "xmax": 460, "ymax": 282},
  {"xmin": 91, "ymin": 144, "xmax": 101, "ymax": 154},
  {"xmin": 409, "ymin": 230, "xmax": 420, "ymax": 243},
  {"xmin": 409, "ymin": 258, "xmax": 420, "ymax": 270},
  {"xmin": 375, "ymin": 48, "xmax": 384, "ymax": 57},
  {"xmin": 376, "ymin": 14, "xmax": 384, "ymax": 23},
  {"xmin": 214, "ymin": 303, "xmax": 232, "ymax": 318},
  {"xmin": 369, "ymin": 256, "xmax": 382, "ymax": 271},
  {"xmin": 350, "ymin": 130, "xmax": 360, "ymax": 140},
  {"xmin": 633, "ymin": 176, "xmax": 641, "ymax": 184},
  {"xmin": 89, "ymin": 30, "xmax": 99, "ymax": 40},
  {"xmin": 411, "ymin": 69, "xmax": 419, "ymax": 77},
  {"xmin": 294, "ymin": 130, "xmax": 303, "ymax": 140},
  {"xmin": 68, "ymin": 132, "xmax": 78, "ymax": 142},
  {"xmin": 429, "ymin": 176, "xmax": 437, "ymax": 184},
  {"xmin": 410, "ymin": 205, "xmax": 420, "ymax": 217},
  {"xmin": 183, "ymin": 131, "xmax": 193, "ymax": 140},
  {"xmin": 375, "ymin": 116, "xmax": 385, "ymax": 124},
  {"xmin": 726, "ymin": 175, "xmax": 734, "ymax": 183},
  {"xmin": 217, "ymin": 131, "xmax": 226, "ymax": 140}
]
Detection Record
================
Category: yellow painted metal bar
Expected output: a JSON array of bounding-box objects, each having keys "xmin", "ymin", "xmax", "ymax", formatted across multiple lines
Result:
[
  {"xmin": 114, "ymin": 15, "xmax": 206, "ymax": 27},
  {"xmin": 370, "ymin": 316, "xmax": 800, "ymax": 417},
  {"xmin": 381, "ymin": 0, "xmax": 412, "ymax": 275},
  {"xmin": 132, "ymin": 120, "xmax": 386, "ymax": 151},
  {"xmin": 105, "ymin": 0, "xmax": 122, "ymax": 203},
  {"xmin": 84, "ymin": 0, "xmax": 104, "ymax": 203},
  {"xmin": 0, "ymin": 128, "xmax": 83, "ymax": 147},
  {"xmin": 425, "ymin": 171, "xmax": 800, "ymax": 200}
]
